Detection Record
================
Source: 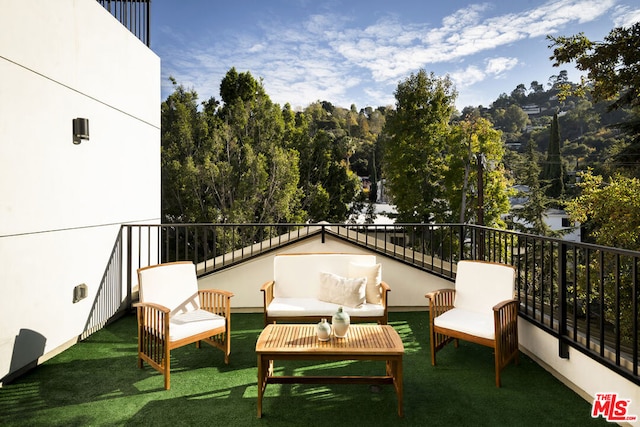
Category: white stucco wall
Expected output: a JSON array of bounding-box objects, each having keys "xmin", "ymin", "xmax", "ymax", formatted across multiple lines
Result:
[
  {"xmin": 0, "ymin": 0, "xmax": 160, "ymax": 382},
  {"xmin": 520, "ymin": 320, "xmax": 640, "ymax": 425}
]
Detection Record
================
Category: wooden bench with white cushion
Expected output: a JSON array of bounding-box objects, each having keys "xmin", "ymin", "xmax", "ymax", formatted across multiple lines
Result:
[{"xmin": 261, "ymin": 253, "xmax": 390, "ymax": 325}]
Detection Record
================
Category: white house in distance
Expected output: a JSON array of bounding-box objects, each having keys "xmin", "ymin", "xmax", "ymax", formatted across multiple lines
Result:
[
  {"xmin": 0, "ymin": 0, "xmax": 160, "ymax": 383},
  {"xmin": 508, "ymin": 185, "xmax": 581, "ymax": 242}
]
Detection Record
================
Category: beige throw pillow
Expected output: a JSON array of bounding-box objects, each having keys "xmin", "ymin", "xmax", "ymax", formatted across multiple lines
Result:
[
  {"xmin": 348, "ymin": 262, "xmax": 382, "ymax": 304},
  {"xmin": 318, "ymin": 272, "xmax": 367, "ymax": 308}
]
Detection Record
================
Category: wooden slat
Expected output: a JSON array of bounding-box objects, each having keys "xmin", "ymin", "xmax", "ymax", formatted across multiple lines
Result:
[{"xmin": 256, "ymin": 324, "xmax": 404, "ymax": 355}]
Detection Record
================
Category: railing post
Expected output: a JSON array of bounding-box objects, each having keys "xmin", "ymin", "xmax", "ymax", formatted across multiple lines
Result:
[
  {"xmin": 474, "ymin": 226, "xmax": 485, "ymax": 261},
  {"xmin": 459, "ymin": 224, "xmax": 465, "ymax": 260},
  {"xmin": 558, "ymin": 242, "xmax": 570, "ymax": 359},
  {"xmin": 126, "ymin": 225, "xmax": 133, "ymax": 310},
  {"xmin": 321, "ymin": 223, "xmax": 325, "ymax": 244}
]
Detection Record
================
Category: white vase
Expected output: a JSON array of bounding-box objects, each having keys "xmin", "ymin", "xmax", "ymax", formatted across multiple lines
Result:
[
  {"xmin": 332, "ymin": 307, "xmax": 350, "ymax": 338},
  {"xmin": 316, "ymin": 318, "xmax": 331, "ymax": 341}
]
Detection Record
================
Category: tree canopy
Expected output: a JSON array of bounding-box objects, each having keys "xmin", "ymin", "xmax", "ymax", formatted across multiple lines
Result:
[
  {"xmin": 383, "ymin": 70, "xmax": 511, "ymax": 225},
  {"xmin": 548, "ymin": 23, "xmax": 640, "ymax": 172},
  {"xmin": 565, "ymin": 170, "xmax": 640, "ymax": 251},
  {"xmin": 161, "ymin": 72, "xmax": 303, "ymax": 225},
  {"xmin": 382, "ymin": 70, "xmax": 457, "ymax": 223},
  {"xmin": 159, "ymin": 22, "xmax": 640, "ymax": 251}
]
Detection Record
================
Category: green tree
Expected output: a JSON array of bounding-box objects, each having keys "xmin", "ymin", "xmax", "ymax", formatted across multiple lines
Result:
[
  {"xmin": 492, "ymin": 104, "xmax": 529, "ymax": 138},
  {"xmin": 565, "ymin": 169, "xmax": 640, "ymax": 345},
  {"xmin": 548, "ymin": 23, "xmax": 640, "ymax": 171},
  {"xmin": 447, "ymin": 116, "xmax": 511, "ymax": 225},
  {"xmin": 214, "ymin": 69, "xmax": 303, "ymax": 224},
  {"xmin": 382, "ymin": 70, "xmax": 457, "ymax": 223},
  {"xmin": 161, "ymin": 71, "xmax": 303, "ymax": 227},
  {"xmin": 294, "ymin": 104, "xmax": 361, "ymax": 222},
  {"xmin": 542, "ymin": 113, "xmax": 564, "ymax": 201},
  {"xmin": 565, "ymin": 170, "xmax": 640, "ymax": 250},
  {"xmin": 511, "ymin": 138, "xmax": 553, "ymax": 236},
  {"xmin": 161, "ymin": 79, "xmax": 210, "ymax": 222}
]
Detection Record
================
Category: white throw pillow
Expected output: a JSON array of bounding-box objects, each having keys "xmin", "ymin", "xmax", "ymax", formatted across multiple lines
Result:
[
  {"xmin": 318, "ymin": 272, "xmax": 367, "ymax": 308},
  {"xmin": 348, "ymin": 262, "xmax": 382, "ymax": 304}
]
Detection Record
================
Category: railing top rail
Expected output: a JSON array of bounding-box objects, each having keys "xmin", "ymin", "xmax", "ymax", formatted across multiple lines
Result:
[{"xmin": 123, "ymin": 223, "xmax": 640, "ymax": 258}]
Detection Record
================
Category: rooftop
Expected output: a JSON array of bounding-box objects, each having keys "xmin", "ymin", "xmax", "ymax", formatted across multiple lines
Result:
[{"xmin": 0, "ymin": 311, "xmax": 608, "ymax": 426}]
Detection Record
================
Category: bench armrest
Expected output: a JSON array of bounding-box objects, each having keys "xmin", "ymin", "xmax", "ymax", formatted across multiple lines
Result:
[
  {"xmin": 380, "ymin": 281, "xmax": 391, "ymax": 307},
  {"xmin": 260, "ymin": 280, "xmax": 275, "ymax": 324},
  {"xmin": 260, "ymin": 280, "xmax": 275, "ymax": 303}
]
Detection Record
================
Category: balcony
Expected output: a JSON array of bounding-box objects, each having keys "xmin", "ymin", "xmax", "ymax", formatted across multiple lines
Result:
[
  {"xmin": 0, "ymin": 311, "xmax": 611, "ymax": 425},
  {"xmin": 1, "ymin": 223, "xmax": 637, "ymax": 425},
  {"xmin": 98, "ymin": 0, "xmax": 150, "ymax": 46}
]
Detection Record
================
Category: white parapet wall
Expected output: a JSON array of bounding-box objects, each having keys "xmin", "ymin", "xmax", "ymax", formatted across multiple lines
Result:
[
  {"xmin": 520, "ymin": 320, "xmax": 640, "ymax": 425},
  {"xmin": 198, "ymin": 232, "xmax": 453, "ymax": 311},
  {"xmin": 0, "ymin": 0, "xmax": 160, "ymax": 383}
]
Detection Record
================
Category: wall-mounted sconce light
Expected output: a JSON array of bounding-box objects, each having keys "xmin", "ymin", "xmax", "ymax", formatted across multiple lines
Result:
[{"xmin": 72, "ymin": 118, "xmax": 89, "ymax": 144}]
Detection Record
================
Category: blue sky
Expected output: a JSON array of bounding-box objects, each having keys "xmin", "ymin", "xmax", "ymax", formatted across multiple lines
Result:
[{"xmin": 152, "ymin": 0, "xmax": 640, "ymax": 111}]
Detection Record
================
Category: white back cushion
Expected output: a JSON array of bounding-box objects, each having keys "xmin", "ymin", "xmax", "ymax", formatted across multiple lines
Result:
[
  {"xmin": 318, "ymin": 272, "xmax": 367, "ymax": 307},
  {"xmin": 273, "ymin": 254, "xmax": 376, "ymax": 298},
  {"xmin": 453, "ymin": 261, "xmax": 515, "ymax": 314},
  {"xmin": 138, "ymin": 262, "xmax": 200, "ymax": 314},
  {"xmin": 348, "ymin": 262, "xmax": 382, "ymax": 304}
]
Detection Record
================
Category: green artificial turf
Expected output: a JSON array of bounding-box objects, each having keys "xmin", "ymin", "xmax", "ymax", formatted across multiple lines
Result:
[{"xmin": 0, "ymin": 312, "xmax": 609, "ymax": 426}]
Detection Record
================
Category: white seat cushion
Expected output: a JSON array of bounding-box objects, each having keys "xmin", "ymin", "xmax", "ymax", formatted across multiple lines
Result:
[
  {"xmin": 267, "ymin": 297, "xmax": 384, "ymax": 318},
  {"xmin": 169, "ymin": 309, "xmax": 226, "ymax": 342},
  {"xmin": 433, "ymin": 308, "xmax": 495, "ymax": 340}
]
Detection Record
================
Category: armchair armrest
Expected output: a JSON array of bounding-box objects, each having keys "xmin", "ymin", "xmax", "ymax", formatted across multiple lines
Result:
[
  {"xmin": 133, "ymin": 301, "xmax": 170, "ymax": 314},
  {"xmin": 134, "ymin": 301, "xmax": 171, "ymax": 339},
  {"xmin": 493, "ymin": 298, "xmax": 518, "ymax": 312},
  {"xmin": 492, "ymin": 299, "xmax": 519, "ymax": 369},
  {"xmin": 493, "ymin": 299, "xmax": 519, "ymax": 334},
  {"xmin": 199, "ymin": 289, "xmax": 234, "ymax": 318},
  {"xmin": 425, "ymin": 289, "xmax": 456, "ymax": 323}
]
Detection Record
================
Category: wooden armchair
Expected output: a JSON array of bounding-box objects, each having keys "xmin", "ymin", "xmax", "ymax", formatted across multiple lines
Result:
[
  {"xmin": 425, "ymin": 260, "xmax": 518, "ymax": 387},
  {"xmin": 134, "ymin": 261, "xmax": 233, "ymax": 390}
]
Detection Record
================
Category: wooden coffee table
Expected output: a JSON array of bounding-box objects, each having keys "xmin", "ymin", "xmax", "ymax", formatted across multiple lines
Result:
[{"xmin": 255, "ymin": 323, "xmax": 404, "ymax": 418}]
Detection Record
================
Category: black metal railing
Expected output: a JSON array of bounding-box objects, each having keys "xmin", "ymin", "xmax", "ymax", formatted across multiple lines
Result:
[
  {"xmin": 86, "ymin": 222, "xmax": 640, "ymax": 385},
  {"xmin": 97, "ymin": 0, "xmax": 150, "ymax": 46},
  {"xmin": 81, "ymin": 226, "xmax": 125, "ymax": 339}
]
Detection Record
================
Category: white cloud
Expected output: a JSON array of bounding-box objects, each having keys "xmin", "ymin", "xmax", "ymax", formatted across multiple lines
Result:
[
  {"xmin": 449, "ymin": 57, "xmax": 518, "ymax": 90},
  {"xmin": 158, "ymin": 0, "xmax": 619, "ymax": 108},
  {"xmin": 485, "ymin": 57, "xmax": 519, "ymax": 77},
  {"xmin": 450, "ymin": 65, "xmax": 486, "ymax": 89},
  {"xmin": 612, "ymin": 6, "xmax": 640, "ymax": 28}
]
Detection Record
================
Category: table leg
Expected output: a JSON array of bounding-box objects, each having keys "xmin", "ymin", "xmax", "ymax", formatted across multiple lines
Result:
[
  {"xmin": 257, "ymin": 354, "xmax": 265, "ymax": 418},
  {"xmin": 394, "ymin": 357, "xmax": 404, "ymax": 417}
]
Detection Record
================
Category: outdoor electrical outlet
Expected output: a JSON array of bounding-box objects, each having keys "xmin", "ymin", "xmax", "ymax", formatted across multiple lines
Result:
[{"xmin": 73, "ymin": 283, "xmax": 88, "ymax": 303}]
